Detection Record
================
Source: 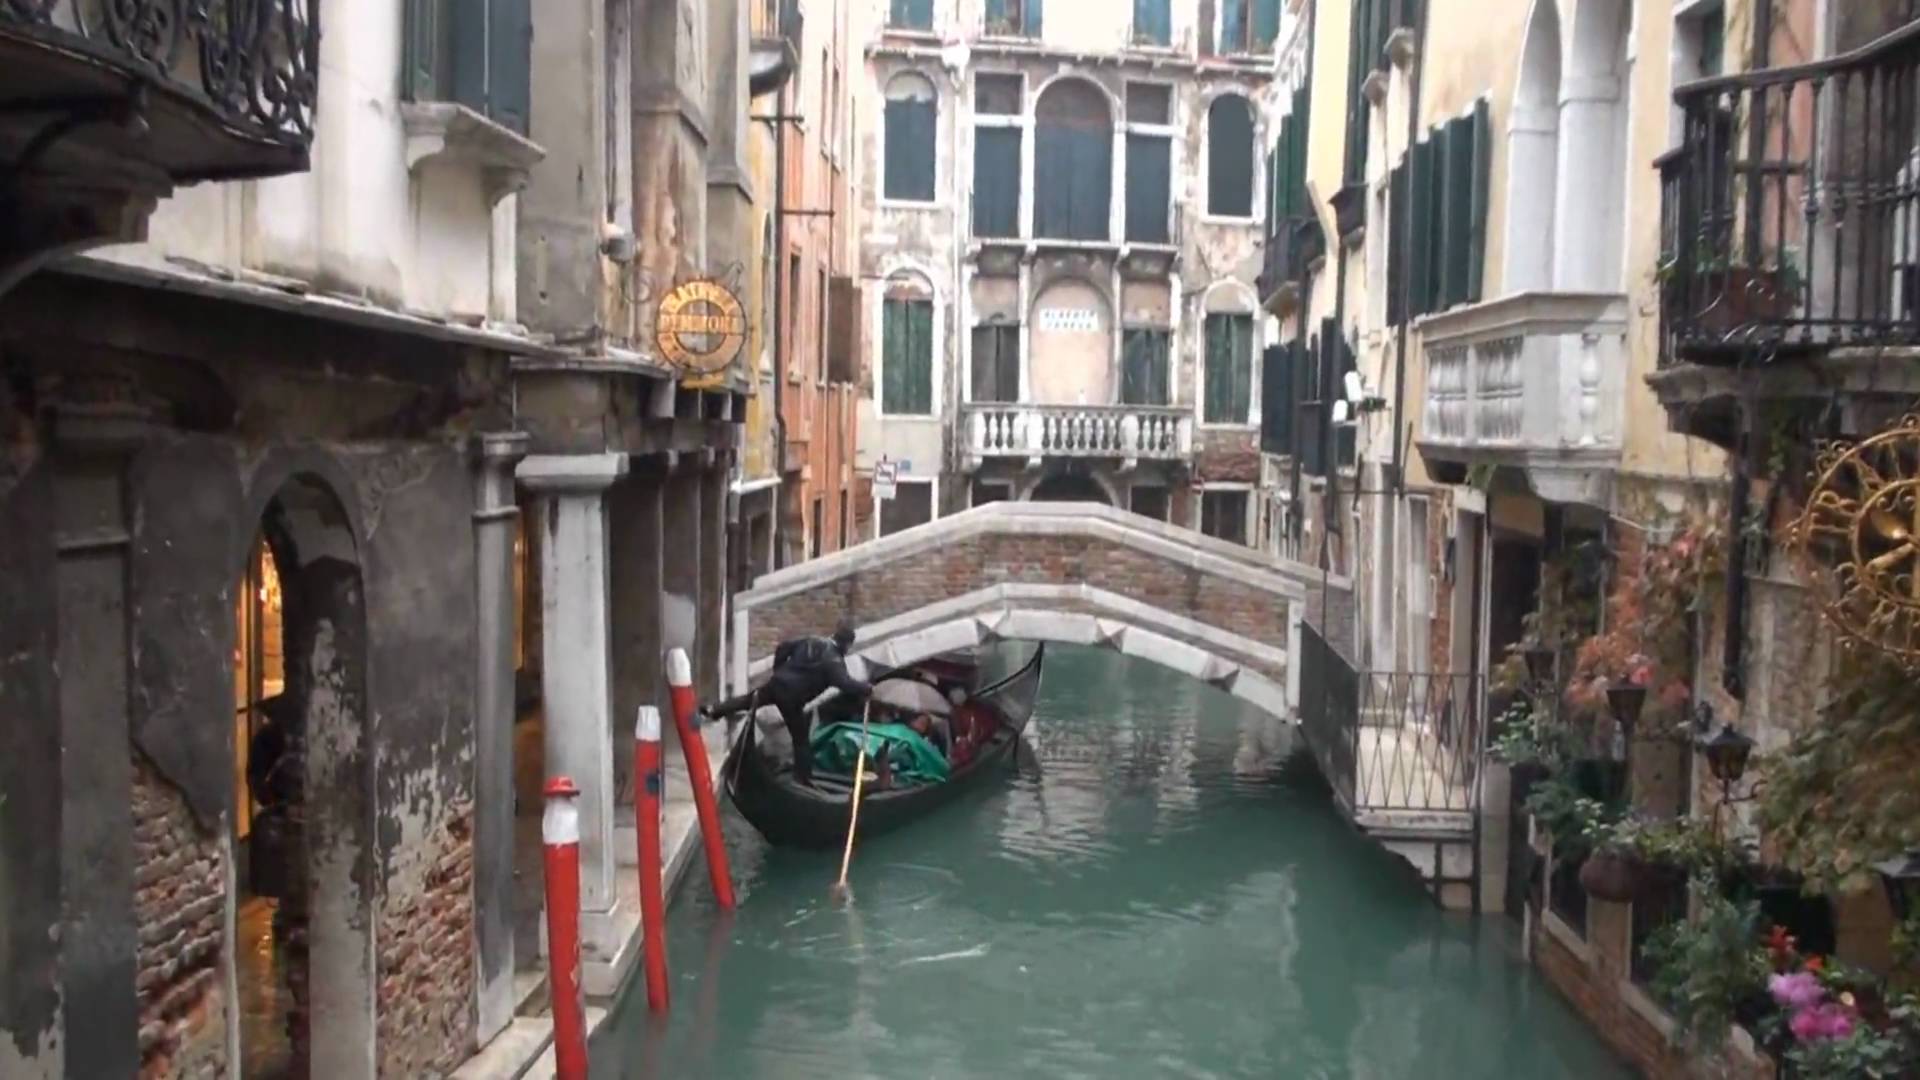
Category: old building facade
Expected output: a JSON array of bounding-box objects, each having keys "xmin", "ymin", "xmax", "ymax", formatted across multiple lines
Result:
[{"xmin": 852, "ymin": 0, "xmax": 1289, "ymax": 540}]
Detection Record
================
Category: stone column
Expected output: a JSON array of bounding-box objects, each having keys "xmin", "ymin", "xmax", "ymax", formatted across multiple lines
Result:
[
  {"xmin": 471, "ymin": 432, "xmax": 527, "ymax": 1044},
  {"xmin": 699, "ymin": 453, "xmax": 729, "ymax": 697},
  {"xmin": 51, "ymin": 401, "xmax": 148, "ymax": 1078},
  {"xmin": 515, "ymin": 453, "xmax": 633, "ymax": 990}
]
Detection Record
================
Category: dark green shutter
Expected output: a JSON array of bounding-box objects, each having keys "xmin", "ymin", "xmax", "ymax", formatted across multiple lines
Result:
[
  {"xmin": 1260, "ymin": 343, "xmax": 1295, "ymax": 454},
  {"xmin": 1027, "ymin": 0, "xmax": 1042, "ymax": 36},
  {"xmin": 1204, "ymin": 315, "xmax": 1230, "ymax": 423},
  {"xmin": 1126, "ymin": 134, "xmax": 1171, "ymax": 242},
  {"xmin": 908, "ymin": 300, "xmax": 934, "ymax": 413},
  {"xmin": 449, "ymin": 2, "xmax": 487, "ymax": 116},
  {"xmin": 892, "ymin": 0, "xmax": 933, "ymax": 29},
  {"xmin": 1408, "ymin": 137, "xmax": 1432, "ymax": 317},
  {"xmin": 1468, "ymin": 98, "xmax": 1491, "ymax": 303},
  {"xmin": 1208, "ymin": 97, "xmax": 1255, "ymax": 217},
  {"xmin": 1255, "ymin": 0, "xmax": 1282, "ymax": 47},
  {"xmin": 403, "ymin": 0, "xmax": 440, "ymax": 103},
  {"xmin": 1233, "ymin": 317, "xmax": 1253, "ymax": 423},
  {"xmin": 1444, "ymin": 113, "xmax": 1475, "ymax": 309},
  {"xmin": 971, "ymin": 324, "xmax": 1019, "ymax": 401},
  {"xmin": 1037, "ymin": 124, "xmax": 1111, "ymax": 240},
  {"xmin": 489, "ymin": 0, "xmax": 532, "ymax": 135},
  {"xmin": 973, "ymin": 127, "xmax": 1022, "ymax": 237},
  {"xmin": 883, "ymin": 300, "xmax": 907, "ymax": 412},
  {"xmin": 885, "ymin": 99, "xmax": 937, "ymax": 201},
  {"xmin": 1387, "ymin": 161, "xmax": 1407, "ymax": 325},
  {"xmin": 1135, "ymin": 0, "xmax": 1172, "ymax": 44},
  {"xmin": 1223, "ymin": 0, "xmax": 1248, "ymax": 51}
]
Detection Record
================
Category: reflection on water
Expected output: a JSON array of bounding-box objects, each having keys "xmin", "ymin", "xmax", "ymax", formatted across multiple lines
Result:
[{"xmin": 594, "ymin": 645, "xmax": 1630, "ymax": 1079}]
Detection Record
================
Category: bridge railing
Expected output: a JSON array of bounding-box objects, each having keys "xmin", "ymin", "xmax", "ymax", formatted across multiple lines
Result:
[
  {"xmin": 1299, "ymin": 621, "xmax": 1358, "ymax": 812},
  {"xmin": 1352, "ymin": 671, "xmax": 1485, "ymax": 817}
]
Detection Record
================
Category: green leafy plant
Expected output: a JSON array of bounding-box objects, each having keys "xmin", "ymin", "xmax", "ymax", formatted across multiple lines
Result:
[
  {"xmin": 1524, "ymin": 776, "xmax": 1614, "ymax": 845},
  {"xmin": 1643, "ymin": 888, "xmax": 1771, "ymax": 1051},
  {"xmin": 1490, "ymin": 697, "xmax": 1575, "ymax": 768}
]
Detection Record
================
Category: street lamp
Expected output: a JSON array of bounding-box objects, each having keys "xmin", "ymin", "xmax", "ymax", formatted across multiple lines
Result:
[
  {"xmin": 1521, "ymin": 645, "xmax": 1557, "ymax": 686},
  {"xmin": 1701, "ymin": 723, "xmax": 1756, "ymax": 790},
  {"xmin": 1607, "ymin": 683, "xmax": 1648, "ymax": 739},
  {"xmin": 1875, "ymin": 851, "xmax": 1920, "ymax": 922}
]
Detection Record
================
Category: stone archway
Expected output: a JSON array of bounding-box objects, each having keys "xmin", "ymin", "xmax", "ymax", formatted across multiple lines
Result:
[
  {"xmin": 235, "ymin": 473, "xmax": 376, "ymax": 1078},
  {"xmin": 1027, "ymin": 471, "xmax": 1113, "ymax": 505}
]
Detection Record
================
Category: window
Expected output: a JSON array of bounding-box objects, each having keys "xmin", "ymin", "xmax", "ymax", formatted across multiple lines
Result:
[
  {"xmin": 1259, "ymin": 341, "xmax": 1296, "ymax": 453},
  {"xmin": 882, "ymin": 293, "xmax": 935, "ymax": 414},
  {"xmin": 1124, "ymin": 84, "xmax": 1173, "ymax": 244},
  {"xmin": 1035, "ymin": 80, "xmax": 1112, "ymax": 241},
  {"xmin": 1203, "ymin": 313, "xmax": 1254, "ymax": 424},
  {"xmin": 404, "ymin": 0, "xmax": 534, "ymax": 135},
  {"xmin": 974, "ymin": 127, "xmax": 1022, "ymax": 237},
  {"xmin": 971, "ymin": 481, "xmax": 1011, "ymax": 507},
  {"xmin": 1207, "ymin": 95, "xmax": 1256, "ymax": 217},
  {"xmin": 889, "ymin": 0, "xmax": 933, "ymax": 31},
  {"xmin": 1201, "ymin": 490, "xmax": 1251, "ymax": 545},
  {"xmin": 1120, "ymin": 328, "xmax": 1170, "ymax": 406},
  {"xmin": 1133, "ymin": 0, "xmax": 1172, "ymax": 45},
  {"xmin": 880, "ymin": 481, "xmax": 935, "ymax": 536},
  {"xmin": 976, "ymin": 74, "xmax": 1023, "ymax": 115},
  {"xmin": 810, "ymin": 497, "xmax": 824, "ymax": 560},
  {"xmin": 1130, "ymin": 486, "xmax": 1170, "ymax": 521},
  {"xmin": 985, "ymin": 0, "xmax": 1041, "ymax": 37},
  {"xmin": 1392, "ymin": 100, "xmax": 1492, "ymax": 321},
  {"xmin": 1219, "ymin": 0, "xmax": 1282, "ymax": 54},
  {"xmin": 884, "ymin": 73, "xmax": 938, "ymax": 202},
  {"xmin": 971, "ymin": 322, "xmax": 1021, "ymax": 402},
  {"xmin": 817, "ymin": 265, "xmax": 829, "ymax": 381},
  {"xmin": 788, "ymin": 254, "xmax": 802, "ymax": 366}
]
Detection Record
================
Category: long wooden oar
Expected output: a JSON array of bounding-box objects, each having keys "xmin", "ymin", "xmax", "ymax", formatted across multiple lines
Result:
[{"xmin": 834, "ymin": 700, "xmax": 875, "ymax": 895}]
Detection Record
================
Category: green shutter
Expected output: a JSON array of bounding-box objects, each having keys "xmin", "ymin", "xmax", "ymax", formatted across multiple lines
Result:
[
  {"xmin": 973, "ymin": 127, "xmax": 1022, "ymax": 237},
  {"xmin": 1208, "ymin": 96, "xmax": 1255, "ymax": 217},
  {"xmin": 909, "ymin": 300, "xmax": 934, "ymax": 413},
  {"xmin": 1408, "ymin": 137, "xmax": 1432, "ymax": 317},
  {"xmin": 883, "ymin": 299, "xmax": 908, "ymax": 412},
  {"xmin": 893, "ymin": 0, "xmax": 933, "ymax": 29},
  {"xmin": 1027, "ymin": 0, "xmax": 1042, "ymax": 36},
  {"xmin": 1204, "ymin": 315, "xmax": 1229, "ymax": 422},
  {"xmin": 885, "ymin": 99, "xmax": 937, "ymax": 201},
  {"xmin": 1468, "ymin": 98, "xmax": 1491, "ymax": 303},
  {"xmin": 1260, "ymin": 343, "xmax": 1295, "ymax": 454},
  {"xmin": 1435, "ymin": 118, "xmax": 1458, "ymax": 309},
  {"xmin": 1387, "ymin": 160, "xmax": 1407, "ymax": 325},
  {"xmin": 403, "ymin": 0, "xmax": 441, "ymax": 103},
  {"xmin": 449, "ymin": 1, "xmax": 487, "ymax": 115},
  {"xmin": 1255, "ymin": 0, "xmax": 1282, "ymax": 47},
  {"xmin": 1233, "ymin": 316, "xmax": 1253, "ymax": 423},
  {"xmin": 1135, "ymin": 0, "xmax": 1172, "ymax": 45},
  {"xmin": 1125, "ymin": 134, "xmax": 1171, "ymax": 243},
  {"xmin": 1445, "ymin": 113, "xmax": 1475, "ymax": 309},
  {"xmin": 489, "ymin": 0, "xmax": 533, "ymax": 135}
]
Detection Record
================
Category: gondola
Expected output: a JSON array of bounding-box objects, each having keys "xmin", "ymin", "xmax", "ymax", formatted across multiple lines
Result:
[{"xmin": 724, "ymin": 642, "xmax": 1046, "ymax": 849}]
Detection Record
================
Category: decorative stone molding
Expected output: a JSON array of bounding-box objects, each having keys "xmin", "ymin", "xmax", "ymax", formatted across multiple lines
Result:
[{"xmin": 401, "ymin": 102, "xmax": 546, "ymax": 207}]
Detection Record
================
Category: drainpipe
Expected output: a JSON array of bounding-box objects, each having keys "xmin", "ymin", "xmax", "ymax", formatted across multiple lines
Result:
[
  {"xmin": 770, "ymin": 88, "xmax": 790, "ymax": 569},
  {"xmin": 1389, "ymin": 0, "xmax": 1428, "ymax": 494}
]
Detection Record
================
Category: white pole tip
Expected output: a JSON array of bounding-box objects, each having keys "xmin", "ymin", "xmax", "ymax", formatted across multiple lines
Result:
[
  {"xmin": 666, "ymin": 649, "xmax": 693, "ymax": 686},
  {"xmin": 637, "ymin": 705, "xmax": 662, "ymax": 742}
]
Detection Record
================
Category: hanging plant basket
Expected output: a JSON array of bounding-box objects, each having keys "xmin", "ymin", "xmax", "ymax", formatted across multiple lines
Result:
[{"xmin": 1579, "ymin": 850, "xmax": 1647, "ymax": 903}]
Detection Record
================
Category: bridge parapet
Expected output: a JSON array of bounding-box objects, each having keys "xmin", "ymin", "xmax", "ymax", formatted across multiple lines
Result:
[{"xmin": 730, "ymin": 501, "xmax": 1354, "ymax": 719}]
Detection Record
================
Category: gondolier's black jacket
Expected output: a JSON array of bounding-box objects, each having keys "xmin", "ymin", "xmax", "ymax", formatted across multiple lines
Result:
[{"xmin": 767, "ymin": 636, "xmax": 871, "ymax": 707}]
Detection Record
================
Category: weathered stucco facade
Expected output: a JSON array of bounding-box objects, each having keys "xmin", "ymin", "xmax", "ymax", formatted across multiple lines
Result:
[{"xmin": 852, "ymin": 0, "xmax": 1285, "ymax": 540}]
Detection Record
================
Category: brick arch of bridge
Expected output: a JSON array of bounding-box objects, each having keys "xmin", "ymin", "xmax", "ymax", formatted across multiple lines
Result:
[{"xmin": 731, "ymin": 502, "xmax": 1356, "ymax": 721}]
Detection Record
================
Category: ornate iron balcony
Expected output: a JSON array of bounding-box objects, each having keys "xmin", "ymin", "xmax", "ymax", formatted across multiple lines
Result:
[
  {"xmin": 1659, "ymin": 17, "xmax": 1920, "ymax": 366},
  {"xmin": 1, "ymin": 0, "xmax": 319, "ymax": 180}
]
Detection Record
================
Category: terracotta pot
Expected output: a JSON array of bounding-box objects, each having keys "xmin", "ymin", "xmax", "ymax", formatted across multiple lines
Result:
[{"xmin": 1579, "ymin": 850, "xmax": 1645, "ymax": 903}]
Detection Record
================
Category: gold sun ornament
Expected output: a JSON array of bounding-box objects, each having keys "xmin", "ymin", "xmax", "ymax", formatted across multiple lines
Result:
[{"xmin": 1789, "ymin": 413, "xmax": 1920, "ymax": 672}]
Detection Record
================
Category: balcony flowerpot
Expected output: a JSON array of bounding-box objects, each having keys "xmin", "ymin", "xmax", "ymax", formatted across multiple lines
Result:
[{"xmin": 1579, "ymin": 850, "xmax": 1646, "ymax": 903}]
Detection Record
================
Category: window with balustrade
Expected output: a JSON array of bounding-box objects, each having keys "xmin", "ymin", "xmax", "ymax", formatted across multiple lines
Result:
[{"xmin": 1120, "ymin": 328, "xmax": 1171, "ymax": 407}]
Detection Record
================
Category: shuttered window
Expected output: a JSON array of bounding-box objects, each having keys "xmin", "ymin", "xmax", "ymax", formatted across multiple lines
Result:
[
  {"xmin": 1386, "ymin": 160, "xmax": 1408, "ymax": 325},
  {"xmin": 1121, "ymin": 329, "xmax": 1171, "ymax": 406},
  {"xmin": 1035, "ymin": 81, "xmax": 1112, "ymax": 241},
  {"xmin": 889, "ymin": 0, "xmax": 933, "ymax": 30},
  {"xmin": 1203, "ymin": 314, "xmax": 1254, "ymax": 425},
  {"xmin": 405, "ymin": 0, "xmax": 533, "ymax": 136},
  {"xmin": 973, "ymin": 127, "xmax": 1022, "ymax": 237},
  {"xmin": 1224, "ymin": 0, "xmax": 1281, "ymax": 53},
  {"xmin": 1207, "ymin": 96, "xmax": 1256, "ymax": 218},
  {"xmin": 985, "ymin": 0, "xmax": 1042, "ymax": 36},
  {"xmin": 884, "ymin": 75, "xmax": 938, "ymax": 202},
  {"xmin": 1125, "ymin": 134, "xmax": 1171, "ymax": 243},
  {"xmin": 970, "ymin": 324, "xmax": 1021, "ymax": 402},
  {"xmin": 883, "ymin": 297, "xmax": 934, "ymax": 414},
  {"xmin": 1202, "ymin": 490, "xmax": 1251, "ymax": 545},
  {"xmin": 1259, "ymin": 342, "xmax": 1295, "ymax": 454},
  {"xmin": 1397, "ymin": 100, "xmax": 1492, "ymax": 321},
  {"xmin": 1133, "ymin": 0, "xmax": 1172, "ymax": 45}
]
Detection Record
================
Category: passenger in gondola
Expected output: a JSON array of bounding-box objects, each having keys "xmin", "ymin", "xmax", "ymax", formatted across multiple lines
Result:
[{"xmin": 701, "ymin": 618, "xmax": 873, "ymax": 786}]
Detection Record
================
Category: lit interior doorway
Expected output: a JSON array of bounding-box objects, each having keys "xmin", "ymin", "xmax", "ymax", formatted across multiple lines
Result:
[{"xmin": 233, "ymin": 533, "xmax": 292, "ymax": 1079}]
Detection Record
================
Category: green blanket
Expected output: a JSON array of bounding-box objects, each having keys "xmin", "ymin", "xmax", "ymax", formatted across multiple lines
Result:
[{"xmin": 809, "ymin": 722, "xmax": 951, "ymax": 786}]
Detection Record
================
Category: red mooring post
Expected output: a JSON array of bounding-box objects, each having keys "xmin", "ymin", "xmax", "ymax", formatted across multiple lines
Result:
[
  {"xmin": 635, "ymin": 705, "xmax": 671, "ymax": 1013},
  {"xmin": 541, "ymin": 777, "xmax": 588, "ymax": 1080},
  {"xmin": 667, "ymin": 648, "xmax": 736, "ymax": 910}
]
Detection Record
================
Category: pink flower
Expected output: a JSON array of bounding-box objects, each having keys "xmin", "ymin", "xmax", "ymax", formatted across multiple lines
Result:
[
  {"xmin": 1788, "ymin": 1003, "xmax": 1855, "ymax": 1042},
  {"xmin": 1770, "ymin": 972, "xmax": 1826, "ymax": 1010}
]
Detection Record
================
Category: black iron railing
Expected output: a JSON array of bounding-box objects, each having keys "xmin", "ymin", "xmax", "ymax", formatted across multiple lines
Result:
[
  {"xmin": 1299, "ymin": 621, "xmax": 1358, "ymax": 811},
  {"xmin": 1660, "ymin": 18, "xmax": 1920, "ymax": 364},
  {"xmin": 2, "ymin": 0, "xmax": 319, "ymax": 149},
  {"xmin": 1352, "ymin": 671, "xmax": 1485, "ymax": 815}
]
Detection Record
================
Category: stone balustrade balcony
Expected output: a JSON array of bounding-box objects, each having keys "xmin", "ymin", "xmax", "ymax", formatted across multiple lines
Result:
[
  {"xmin": 1416, "ymin": 291, "xmax": 1628, "ymax": 508},
  {"xmin": 962, "ymin": 402, "xmax": 1192, "ymax": 470}
]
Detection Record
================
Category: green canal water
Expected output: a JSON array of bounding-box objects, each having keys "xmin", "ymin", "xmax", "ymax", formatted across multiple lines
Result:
[{"xmin": 593, "ymin": 644, "xmax": 1632, "ymax": 1079}]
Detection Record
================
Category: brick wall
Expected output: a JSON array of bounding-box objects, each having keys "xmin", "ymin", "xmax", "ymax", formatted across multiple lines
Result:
[
  {"xmin": 748, "ymin": 531, "xmax": 1302, "ymax": 681},
  {"xmin": 376, "ymin": 805, "xmax": 477, "ymax": 1075},
  {"xmin": 131, "ymin": 754, "xmax": 227, "ymax": 1079}
]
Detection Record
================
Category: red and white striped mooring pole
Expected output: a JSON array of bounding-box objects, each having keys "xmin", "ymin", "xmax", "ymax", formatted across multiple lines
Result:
[
  {"xmin": 667, "ymin": 648, "xmax": 737, "ymax": 911},
  {"xmin": 541, "ymin": 776, "xmax": 588, "ymax": 1080},
  {"xmin": 634, "ymin": 705, "xmax": 671, "ymax": 1013}
]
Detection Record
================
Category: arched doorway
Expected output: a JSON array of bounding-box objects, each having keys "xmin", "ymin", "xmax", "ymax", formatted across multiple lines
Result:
[
  {"xmin": 230, "ymin": 474, "xmax": 374, "ymax": 1078},
  {"xmin": 1028, "ymin": 472, "xmax": 1113, "ymax": 504}
]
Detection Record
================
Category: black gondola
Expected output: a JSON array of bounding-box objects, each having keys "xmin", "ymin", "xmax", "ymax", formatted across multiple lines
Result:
[{"xmin": 724, "ymin": 643, "xmax": 1046, "ymax": 849}]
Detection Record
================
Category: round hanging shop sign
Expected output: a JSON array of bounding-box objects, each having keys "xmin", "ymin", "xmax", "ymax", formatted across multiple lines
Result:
[
  {"xmin": 655, "ymin": 278, "xmax": 747, "ymax": 376},
  {"xmin": 1789, "ymin": 412, "xmax": 1920, "ymax": 672}
]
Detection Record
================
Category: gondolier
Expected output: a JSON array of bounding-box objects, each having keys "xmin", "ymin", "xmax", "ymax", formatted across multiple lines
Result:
[{"xmin": 702, "ymin": 619, "xmax": 874, "ymax": 786}]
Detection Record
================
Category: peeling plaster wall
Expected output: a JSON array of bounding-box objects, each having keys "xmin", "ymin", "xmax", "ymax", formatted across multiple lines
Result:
[{"xmin": 855, "ymin": 4, "xmax": 1275, "ymax": 520}]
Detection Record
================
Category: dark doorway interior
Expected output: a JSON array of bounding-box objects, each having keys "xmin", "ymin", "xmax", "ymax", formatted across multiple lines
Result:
[{"xmin": 1028, "ymin": 473, "xmax": 1109, "ymax": 504}]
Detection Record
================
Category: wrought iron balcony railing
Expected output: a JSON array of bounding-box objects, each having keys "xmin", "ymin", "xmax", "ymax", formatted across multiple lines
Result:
[
  {"xmin": 961, "ymin": 402, "xmax": 1192, "ymax": 466},
  {"xmin": 1660, "ymin": 18, "xmax": 1920, "ymax": 364},
  {"xmin": 1, "ymin": 0, "xmax": 318, "ymax": 179}
]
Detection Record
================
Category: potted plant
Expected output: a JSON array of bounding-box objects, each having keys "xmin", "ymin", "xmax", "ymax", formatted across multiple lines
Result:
[
  {"xmin": 1643, "ymin": 889, "xmax": 1772, "ymax": 1051},
  {"xmin": 1579, "ymin": 816, "xmax": 1656, "ymax": 903},
  {"xmin": 1660, "ymin": 248, "xmax": 1805, "ymax": 339}
]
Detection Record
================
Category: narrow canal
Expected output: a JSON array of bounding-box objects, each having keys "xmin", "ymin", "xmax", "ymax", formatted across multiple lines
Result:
[{"xmin": 593, "ymin": 644, "xmax": 1631, "ymax": 1078}]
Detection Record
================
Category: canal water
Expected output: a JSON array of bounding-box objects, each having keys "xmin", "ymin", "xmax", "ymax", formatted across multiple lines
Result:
[{"xmin": 593, "ymin": 644, "xmax": 1631, "ymax": 1079}]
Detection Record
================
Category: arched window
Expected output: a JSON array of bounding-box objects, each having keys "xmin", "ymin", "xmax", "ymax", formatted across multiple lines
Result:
[
  {"xmin": 1207, "ymin": 95, "xmax": 1255, "ymax": 218},
  {"xmin": 880, "ymin": 272, "xmax": 935, "ymax": 415},
  {"xmin": 1034, "ymin": 79, "xmax": 1112, "ymax": 240},
  {"xmin": 1202, "ymin": 287, "xmax": 1256, "ymax": 425},
  {"xmin": 884, "ymin": 72, "xmax": 938, "ymax": 202}
]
